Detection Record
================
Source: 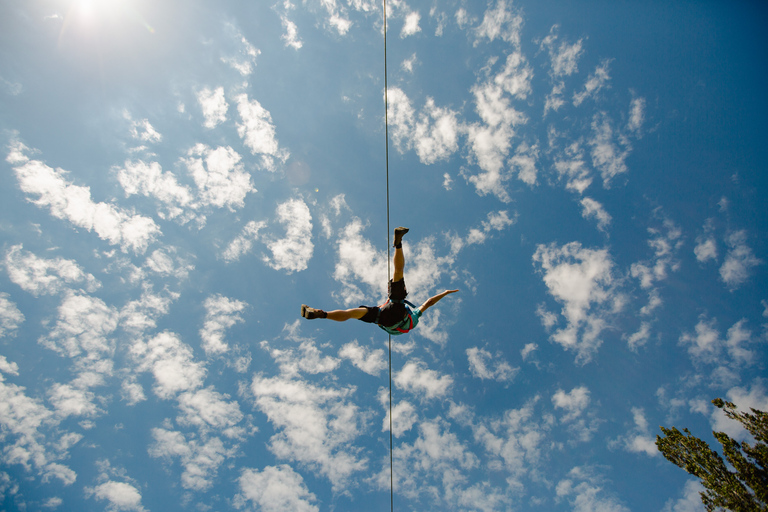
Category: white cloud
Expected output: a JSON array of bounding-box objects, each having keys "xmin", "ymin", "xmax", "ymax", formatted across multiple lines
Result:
[
  {"xmin": 521, "ymin": 343, "xmax": 538, "ymax": 360},
  {"xmin": 379, "ymin": 392, "xmax": 418, "ymax": 437},
  {"xmin": 694, "ymin": 236, "xmax": 717, "ymax": 262},
  {"xmin": 618, "ymin": 407, "xmax": 659, "ymax": 457},
  {"xmin": 281, "ymin": 15, "xmax": 303, "ymax": 49},
  {"xmin": 0, "ymin": 355, "xmax": 19, "ymax": 376},
  {"xmin": 119, "ymin": 289, "xmax": 177, "ymax": 336},
  {"xmin": 48, "ymin": 383, "xmax": 100, "ymax": 418},
  {"xmin": 134, "ymin": 331, "xmax": 206, "ymax": 399},
  {"xmin": 553, "ymin": 139, "xmax": 593, "ymax": 194},
  {"xmin": 401, "ymin": 11, "xmax": 421, "ymax": 38},
  {"xmin": 250, "ymin": 374, "xmax": 366, "ymax": 491},
  {"xmin": 662, "ymin": 480, "xmax": 706, "ymax": 512},
  {"xmin": 261, "ymin": 321, "xmax": 340, "ymax": 377},
  {"xmin": 0, "ymin": 374, "xmax": 78, "ymax": 485},
  {"xmin": 467, "ymin": 347, "xmax": 518, "ymax": 382},
  {"xmin": 573, "ymin": 60, "xmax": 611, "ymax": 106},
  {"xmin": 401, "ymin": 52, "xmax": 417, "ymax": 73},
  {"xmin": 197, "ymin": 86, "xmax": 228, "ymax": 128},
  {"xmin": 0, "ymin": 293, "xmax": 25, "ymax": 337},
  {"xmin": 85, "ymin": 481, "xmax": 145, "ymax": 512},
  {"xmin": 387, "ymin": 88, "xmax": 460, "ymax": 165},
  {"xmin": 332, "ymin": 218, "xmax": 389, "ymax": 305},
  {"xmin": 144, "ymin": 247, "xmax": 193, "ymax": 281},
  {"xmin": 580, "ymin": 197, "xmax": 612, "ymax": 232},
  {"xmin": 9, "ymin": 141, "xmax": 161, "ymax": 254},
  {"xmin": 382, "ymin": 418, "xmax": 478, "ymax": 501},
  {"xmin": 474, "ymin": 0, "xmax": 522, "ymax": 47},
  {"xmin": 149, "ymin": 428, "xmax": 231, "ymax": 490},
  {"xmin": 339, "ymin": 340, "xmax": 386, "ymax": 375},
  {"xmin": 510, "ymin": 141, "xmax": 539, "ymax": 186},
  {"xmin": 116, "ymin": 160, "xmax": 194, "ymax": 222},
  {"xmin": 235, "ymin": 465, "xmax": 318, "ymax": 512},
  {"xmin": 711, "ymin": 381, "xmax": 768, "ymax": 442},
  {"xmin": 540, "ymin": 28, "xmax": 584, "ymax": 77},
  {"xmin": 556, "ymin": 466, "xmax": 630, "ymax": 512},
  {"xmin": 176, "ymin": 387, "xmax": 244, "ymax": 438},
  {"xmin": 263, "ymin": 198, "xmax": 314, "ymax": 274},
  {"xmin": 394, "ymin": 360, "xmax": 453, "ymax": 399},
  {"xmin": 533, "ymin": 242, "xmax": 620, "ymax": 363},
  {"xmin": 589, "ymin": 112, "xmax": 630, "ymax": 187},
  {"xmin": 126, "ymin": 113, "xmax": 162, "ymax": 144},
  {"xmin": 222, "ymin": 220, "xmax": 268, "ymax": 262},
  {"xmin": 678, "ymin": 316, "xmax": 721, "ymax": 363},
  {"xmin": 221, "ymin": 31, "xmax": 261, "ymax": 76},
  {"xmin": 626, "ymin": 321, "xmax": 652, "ymax": 351},
  {"xmin": 42, "ymin": 292, "xmax": 119, "ymax": 359},
  {"xmin": 235, "ymin": 93, "xmax": 290, "ymax": 171},
  {"xmin": 679, "ymin": 316, "xmax": 756, "ymax": 367},
  {"xmin": 720, "ymin": 230, "xmax": 761, "ymax": 289},
  {"xmin": 552, "ymin": 386, "xmax": 590, "ymax": 423},
  {"xmin": 199, "ymin": 294, "xmax": 247, "ymax": 355},
  {"xmin": 183, "ymin": 144, "xmax": 255, "ymax": 210},
  {"xmin": 627, "ymin": 96, "xmax": 646, "ymax": 133}
]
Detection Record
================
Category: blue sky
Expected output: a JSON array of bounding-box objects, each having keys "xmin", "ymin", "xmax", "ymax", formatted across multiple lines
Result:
[{"xmin": 1, "ymin": 0, "xmax": 767, "ymax": 511}]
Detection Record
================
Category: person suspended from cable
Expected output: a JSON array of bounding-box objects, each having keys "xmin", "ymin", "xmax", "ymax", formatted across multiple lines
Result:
[{"xmin": 301, "ymin": 227, "xmax": 459, "ymax": 335}]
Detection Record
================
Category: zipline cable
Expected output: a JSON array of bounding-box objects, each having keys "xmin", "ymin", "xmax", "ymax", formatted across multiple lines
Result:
[{"xmin": 383, "ymin": 0, "xmax": 394, "ymax": 510}]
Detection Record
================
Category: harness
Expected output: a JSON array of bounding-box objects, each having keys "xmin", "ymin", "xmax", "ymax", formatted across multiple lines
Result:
[{"xmin": 376, "ymin": 299, "xmax": 417, "ymax": 335}]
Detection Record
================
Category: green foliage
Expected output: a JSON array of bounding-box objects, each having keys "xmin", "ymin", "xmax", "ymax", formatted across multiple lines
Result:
[{"xmin": 656, "ymin": 399, "xmax": 768, "ymax": 512}]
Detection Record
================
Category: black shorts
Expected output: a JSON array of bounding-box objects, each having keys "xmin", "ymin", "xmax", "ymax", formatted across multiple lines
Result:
[{"xmin": 359, "ymin": 279, "xmax": 408, "ymax": 326}]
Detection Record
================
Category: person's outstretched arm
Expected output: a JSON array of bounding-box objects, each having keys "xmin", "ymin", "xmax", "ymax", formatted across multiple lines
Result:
[{"xmin": 418, "ymin": 289, "xmax": 459, "ymax": 313}]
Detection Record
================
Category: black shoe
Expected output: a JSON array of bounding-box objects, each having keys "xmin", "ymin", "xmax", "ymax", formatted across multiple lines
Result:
[{"xmin": 394, "ymin": 227, "xmax": 409, "ymax": 247}]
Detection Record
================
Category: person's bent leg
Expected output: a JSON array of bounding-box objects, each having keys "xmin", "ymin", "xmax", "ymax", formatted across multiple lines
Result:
[{"xmin": 326, "ymin": 307, "xmax": 368, "ymax": 322}]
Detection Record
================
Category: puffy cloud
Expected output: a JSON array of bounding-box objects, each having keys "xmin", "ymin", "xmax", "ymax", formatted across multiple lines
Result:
[
  {"xmin": 556, "ymin": 466, "xmax": 630, "ymax": 512},
  {"xmin": 199, "ymin": 294, "xmax": 247, "ymax": 355},
  {"xmin": 401, "ymin": 11, "xmax": 421, "ymax": 38},
  {"xmin": 380, "ymin": 393, "xmax": 418, "ymax": 437},
  {"xmin": 85, "ymin": 481, "xmax": 145, "ymax": 512},
  {"xmin": 149, "ymin": 428, "xmax": 232, "ymax": 490},
  {"xmin": 0, "ymin": 293, "xmax": 24, "ymax": 337},
  {"xmin": 467, "ymin": 347, "xmax": 518, "ymax": 382},
  {"xmin": 222, "ymin": 220, "xmax": 268, "ymax": 263},
  {"xmin": 474, "ymin": 0, "xmax": 522, "ymax": 47},
  {"xmin": 615, "ymin": 407, "xmax": 659, "ymax": 457},
  {"xmin": 510, "ymin": 141, "xmax": 539, "ymax": 186},
  {"xmin": 580, "ymin": 197, "xmax": 612, "ymax": 232},
  {"xmin": 221, "ymin": 28, "xmax": 260, "ymax": 76},
  {"xmin": 250, "ymin": 374, "xmax": 367, "ymax": 491},
  {"xmin": 119, "ymin": 289, "xmax": 177, "ymax": 336},
  {"xmin": 394, "ymin": 360, "xmax": 453, "ymax": 400},
  {"xmin": 573, "ymin": 60, "xmax": 611, "ymax": 106},
  {"xmin": 387, "ymin": 88, "xmax": 460, "ymax": 165},
  {"xmin": 235, "ymin": 93, "xmax": 289, "ymax": 171},
  {"xmin": 338, "ymin": 340, "xmax": 386, "ymax": 376},
  {"xmin": 553, "ymin": 139, "xmax": 593, "ymax": 194},
  {"xmin": 42, "ymin": 292, "xmax": 119, "ymax": 359},
  {"xmin": 197, "ymin": 86, "xmax": 228, "ymax": 128},
  {"xmin": 281, "ymin": 15, "xmax": 303, "ymax": 49},
  {"xmin": 263, "ymin": 198, "xmax": 314, "ymax": 274},
  {"xmin": 48, "ymin": 383, "xmax": 99, "ymax": 418},
  {"xmin": 589, "ymin": 112, "xmax": 630, "ymax": 187},
  {"xmin": 126, "ymin": 115, "xmax": 161, "ymax": 144},
  {"xmin": 679, "ymin": 316, "xmax": 757, "ymax": 367},
  {"xmin": 662, "ymin": 480, "xmax": 707, "ymax": 512},
  {"xmin": 0, "ymin": 374, "xmax": 78, "ymax": 485},
  {"xmin": 332, "ymin": 219, "xmax": 388, "ymax": 305},
  {"xmin": 540, "ymin": 27, "xmax": 584, "ymax": 78},
  {"xmin": 144, "ymin": 247, "xmax": 193, "ymax": 281},
  {"xmin": 183, "ymin": 144, "xmax": 255, "ymax": 210},
  {"xmin": 627, "ymin": 97, "xmax": 646, "ymax": 134},
  {"xmin": 176, "ymin": 387, "xmax": 244, "ymax": 439},
  {"xmin": 694, "ymin": 236, "xmax": 717, "ymax": 263},
  {"xmin": 116, "ymin": 160, "xmax": 194, "ymax": 221},
  {"xmin": 8, "ymin": 141, "xmax": 160, "ymax": 254},
  {"xmin": 260, "ymin": 321, "xmax": 340, "ymax": 377},
  {"xmin": 552, "ymin": 386, "xmax": 590, "ymax": 423},
  {"xmin": 236, "ymin": 465, "xmax": 318, "ymax": 512},
  {"xmin": 134, "ymin": 331, "xmax": 206, "ymax": 399},
  {"xmin": 533, "ymin": 242, "xmax": 621, "ymax": 363},
  {"xmin": 720, "ymin": 230, "xmax": 761, "ymax": 289}
]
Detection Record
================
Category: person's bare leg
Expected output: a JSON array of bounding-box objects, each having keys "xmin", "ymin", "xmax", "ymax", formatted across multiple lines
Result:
[
  {"xmin": 326, "ymin": 307, "xmax": 367, "ymax": 322},
  {"xmin": 393, "ymin": 245, "xmax": 405, "ymax": 282},
  {"xmin": 418, "ymin": 289, "xmax": 459, "ymax": 313}
]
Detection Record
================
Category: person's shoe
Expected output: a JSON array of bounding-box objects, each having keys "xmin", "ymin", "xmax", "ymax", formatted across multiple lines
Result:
[
  {"xmin": 301, "ymin": 305, "xmax": 324, "ymax": 319},
  {"xmin": 393, "ymin": 227, "xmax": 409, "ymax": 247}
]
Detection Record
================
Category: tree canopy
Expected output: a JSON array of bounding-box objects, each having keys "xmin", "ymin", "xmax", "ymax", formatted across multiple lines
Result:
[{"xmin": 656, "ymin": 398, "xmax": 767, "ymax": 511}]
